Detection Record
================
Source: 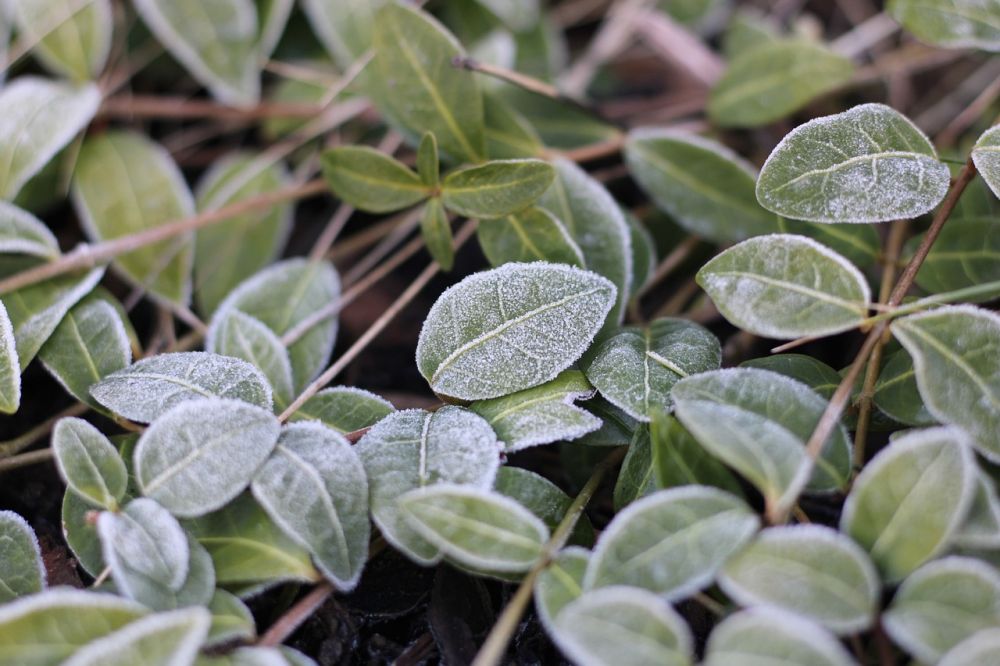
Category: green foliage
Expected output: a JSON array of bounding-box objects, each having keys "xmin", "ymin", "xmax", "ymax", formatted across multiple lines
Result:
[
  {"xmin": 0, "ymin": 512, "xmax": 45, "ymax": 602},
  {"xmin": 440, "ymin": 159, "xmax": 555, "ymax": 218},
  {"xmin": 11, "ymin": 0, "xmax": 112, "ymax": 82},
  {"xmin": 476, "ymin": 207, "xmax": 584, "ymax": 267},
  {"xmin": 704, "ymin": 607, "xmax": 856, "ymax": 666},
  {"xmin": 889, "ymin": 0, "xmax": 1000, "ymax": 51},
  {"xmin": 320, "ymin": 147, "xmax": 429, "ymax": 214}
]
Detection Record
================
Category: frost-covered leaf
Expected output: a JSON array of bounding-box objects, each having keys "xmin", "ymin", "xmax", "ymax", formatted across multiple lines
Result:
[
  {"xmin": 551, "ymin": 587, "xmax": 693, "ymax": 666},
  {"xmin": 371, "ymin": 3, "xmax": 484, "ymax": 163},
  {"xmin": 584, "ymin": 486, "xmax": 759, "ymax": 600},
  {"xmin": 39, "ymin": 295, "xmax": 132, "ymax": 411},
  {"xmin": 300, "ymin": 0, "xmax": 382, "ymax": 70},
  {"xmin": 483, "ymin": 92, "xmax": 544, "ymax": 159},
  {"xmin": 892, "ymin": 306, "xmax": 1000, "ymax": 460},
  {"xmin": 417, "ymin": 132, "xmax": 439, "ymax": 188},
  {"xmin": 208, "ymin": 311, "xmax": 294, "ymax": 410},
  {"xmin": 0, "ymin": 511, "xmax": 45, "ymax": 602},
  {"xmin": 625, "ymin": 128, "xmax": 779, "ymax": 243},
  {"xmin": 91, "ymin": 351, "xmax": 272, "ymax": 423},
  {"xmin": 73, "ymin": 131, "xmax": 194, "ymax": 305},
  {"xmin": 777, "ymin": 216, "xmax": 882, "ymax": 268},
  {"xmin": 672, "ymin": 368, "xmax": 852, "ymax": 513},
  {"xmin": 195, "ymin": 153, "xmax": 293, "ymax": 316},
  {"xmin": 477, "ymin": 207, "xmax": 584, "ymax": 268},
  {"xmin": 11, "ymin": 0, "xmax": 112, "ymax": 81},
  {"xmin": 756, "ymin": 103, "xmax": 951, "ymax": 223},
  {"xmin": 973, "ymin": 126, "xmax": 1000, "ymax": 196},
  {"xmin": 954, "ymin": 471, "xmax": 1000, "ymax": 549},
  {"xmin": 940, "ymin": 629, "xmax": 1000, "ymax": 666},
  {"xmin": 697, "ymin": 234, "xmax": 871, "ymax": 339},
  {"xmin": 741, "ymin": 353, "xmax": 842, "ymax": 400},
  {"xmin": 441, "ymin": 159, "xmax": 555, "ymax": 219},
  {"xmin": 540, "ymin": 159, "xmax": 632, "ymax": 328},
  {"xmin": 613, "ymin": 427, "xmax": 657, "ymax": 510},
  {"xmin": 470, "ymin": 370, "xmax": 600, "ymax": 452},
  {"xmin": 252, "ymin": 423, "xmax": 370, "ymax": 590},
  {"xmin": 841, "ymin": 426, "xmax": 977, "ymax": 581},
  {"xmin": 62, "ymin": 606, "xmax": 210, "ymax": 666},
  {"xmin": 112, "ymin": 530, "xmax": 214, "ymax": 612},
  {"xmin": 135, "ymin": 398, "xmax": 280, "ymax": 518},
  {"xmin": 884, "ymin": 557, "xmax": 1000, "ymax": 663},
  {"xmin": 703, "ymin": 607, "xmax": 856, "ymax": 666},
  {"xmin": 0, "ymin": 77, "xmax": 100, "ymax": 200},
  {"xmin": 52, "ymin": 417, "xmax": 127, "ymax": 511},
  {"xmin": 650, "ymin": 412, "xmax": 743, "ymax": 496},
  {"xmin": 320, "ymin": 146, "xmax": 428, "ymax": 214},
  {"xmin": 399, "ymin": 485, "xmax": 548, "ymax": 572},
  {"xmin": 0, "ymin": 202, "xmax": 59, "ymax": 259},
  {"xmin": 906, "ymin": 220, "xmax": 1000, "ymax": 297},
  {"xmin": 709, "ymin": 39, "xmax": 853, "ymax": 128},
  {"xmin": 873, "ymin": 347, "xmax": 937, "ymax": 427},
  {"xmin": 0, "ymin": 589, "xmax": 147, "ymax": 666},
  {"xmin": 420, "ymin": 198, "xmax": 454, "ymax": 271},
  {"xmin": 184, "ymin": 492, "xmax": 319, "ymax": 593},
  {"xmin": 719, "ymin": 525, "xmax": 879, "ymax": 634},
  {"xmin": 211, "ymin": 258, "xmax": 340, "ymax": 393},
  {"xmin": 534, "ymin": 547, "xmax": 589, "ymax": 631},
  {"xmin": 495, "ymin": 467, "xmax": 594, "ymax": 546},
  {"xmin": 62, "ymin": 491, "xmax": 106, "ymax": 578},
  {"xmin": 97, "ymin": 498, "xmax": 189, "ymax": 594},
  {"xmin": 289, "ymin": 386, "xmax": 394, "ymax": 434},
  {"xmin": 197, "ymin": 646, "xmax": 291, "ymax": 666},
  {"xmin": 416, "ymin": 262, "xmax": 616, "ymax": 401},
  {"xmin": 132, "ymin": 0, "xmax": 260, "ymax": 106},
  {"xmin": 205, "ymin": 590, "xmax": 255, "ymax": 647},
  {"xmin": 356, "ymin": 407, "xmax": 500, "ymax": 565},
  {"xmin": 0, "ymin": 299, "xmax": 18, "ymax": 414},
  {"xmin": 584, "ymin": 318, "xmax": 721, "ymax": 422},
  {"xmin": 889, "ymin": 0, "xmax": 1000, "ymax": 51}
]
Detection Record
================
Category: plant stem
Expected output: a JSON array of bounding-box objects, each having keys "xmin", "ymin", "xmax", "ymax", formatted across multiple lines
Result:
[
  {"xmin": 99, "ymin": 95, "xmax": 323, "ymax": 120},
  {"xmin": 471, "ymin": 447, "xmax": 627, "ymax": 666},
  {"xmin": 0, "ymin": 448, "xmax": 54, "ymax": 475},
  {"xmin": 257, "ymin": 581, "xmax": 335, "ymax": 647}
]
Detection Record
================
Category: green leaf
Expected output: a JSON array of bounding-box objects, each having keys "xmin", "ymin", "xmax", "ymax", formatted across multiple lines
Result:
[
  {"xmin": 501, "ymin": 89, "xmax": 617, "ymax": 149},
  {"xmin": 91, "ymin": 351, "xmax": 273, "ymax": 423},
  {"xmin": 741, "ymin": 353, "xmax": 843, "ymax": 400},
  {"xmin": 477, "ymin": 207, "xmax": 585, "ymax": 267},
  {"xmin": 417, "ymin": 132, "xmax": 439, "ymax": 188},
  {"xmin": 300, "ymin": 0, "xmax": 382, "ymax": 69},
  {"xmin": 776, "ymin": 217, "xmax": 881, "ymax": 268},
  {"xmin": 891, "ymin": 306, "xmax": 1000, "ymax": 460},
  {"xmin": 940, "ymin": 630, "xmax": 1000, "ymax": 666},
  {"xmin": 0, "ymin": 77, "xmax": 100, "ymax": 200},
  {"xmin": 356, "ymin": 407, "xmax": 500, "ymax": 564},
  {"xmin": 196, "ymin": 646, "xmax": 292, "ymax": 666},
  {"xmin": 0, "ymin": 511, "xmax": 45, "ymax": 602},
  {"xmin": 551, "ymin": 587, "xmax": 693, "ymax": 666},
  {"xmin": 627, "ymin": 214, "xmax": 657, "ymax": 295},
  {"xmin": 704, "ymin": 607, "xmax": 856, "ymax": 666},
  {"xmin": 841, "ymin": 426, "xmax": 977, "ymax": 581},
  {"xmin": 650, "ymin": 413, "xmax": 743, "ymax": 496},
  {"xmin": 208, "ymin": 310, "xmax": 294, "ymax": 410},
  {"xmin": 399, "ymin": 485, "xmax": 548, "ymax": 572},
  {"xmin": 722, "ymin": 10, "xmax": 780, "ymax": 58},
  {"xmin": 534, "ymin": 547, "xmax": 589, "ymax": 630},
  {"xmin": 62, "ymin": 606, "xmax": 210, "ymax": 666},
  {"xmin": 52, "ymin": 418, "xmax": 127, "ymax": 510},
  {"xmin": 697, "ymin": 234, "xmax": 871, "ymax": 339},
  {"xmin": 905, "ymin": 220, "xmax": 1000, "ymax": 297},
  {"xmin": 672, "ymin": 368, "xmax": 852, "ymax": 512},
  {"xmin": 38, "ymin": 295, "xmax": 132, "ymax": 411},
  {"xmin": 0, "ymin": 299, "xmax": 19, "ymax": 414},
  {"xmin": 0, "ymin": 201, "xmax": 59, "ymax": 259},
  {"xmin": 11, "ymin": 0, "xmax": 112, "ymax": 81},
  {"xmin": 135, "ymin": 398, "xmax": 280, "ymax": 518},
  {"xmin": 576, "ymin": 397, "xmax": 639, "ymax": 447},
  {"xmin": 709, "ymin": 38, "xmax": 853, "ymax": 128},
  {"xmin": 584, "ymin": 318, "xmax": 721, "ymax": 421},
  {"xmin": 73, "ymin": 131, "xmax": 194, "ymax": 305},
  {"xmin": 441, "ymin": 159, "xmax": 555, "ymax": 219},
  {"xmin": 613, "ymin": 426, "xmax": 657, "ymax": 510},
  {"xmin": 251, "ymin": 423, "xmax": 370, "ymax": 591},
  {"xmin": 416, "ymin": 262, "xmax": 616, "ymax": 400},
  {"xmin": 256, "ymin": 0, "xmax": 293, "ymax": 59},
  {"xmin": 756, "ymin": 103, "xmax": 950, "ymax": 223},
  {"xmin": 371, "ymin": 3, "xmax": 485, "ymax": 163},
  {"xmin": 320, "ymin": 146, "xmax": 429, "ymax": 214},
  {"xmin": 184, "ymin": 492, "xmax": 320, "ymax": 593},
  {"xmin": 0, "ymin": 589, "xmax": 148, "ymax": 666},
  {"xmin": 210, "ymin": 258, "xmax": 340, "ymax": 393},
  {"xmin": 973, "ymin": 126, "xmax": 1000, "ymax": 196},
  {"xmin": 194, "ymin": 153, "xmax": 294, "ymax": 317},
  {"xmin": 873, "ymin": 347, "xmax": 937, "ymax": 427},
  {"xmin": 719, "ymin": 525, "xmax": 879, "ymax": 634},
  {"xmin": 470, "ymin": 369, "xmax": 600, "ymax": 452},
  {"xmin": 584, "ymin": 486, "xmax": 759, "ymax": 600},
  {"xmin": 420, "ymin": 198, "xmax": 455, "ymax": 271},
  {"xmin": 954, "ymin": 471, "xmax": 1000, "ymax": 549},
  {"xmin": 483, "ymin": 93, "xmax": 543, "ymax": 159},
  {"xmin": 540, "ymin": 159, "xmax": 632, "ymax": 328},
  {"xmin": 205, "ymin": 590, "xmax": 255, "ymax": 647},
  {"xmin": 132, "ymin": 0, "xmax": 260, "ymax": 106},
  {"xmin": 889, "ymin": 0, "xmax": 1000, "ymax": 51},
  {"xmin": 495, "ymin": 467, "xmax": 594, "ymax": 547},
  {"xmin": 884, "ymin": 557, "xmax": 1000, "ymax": 663},
  {"xmin": 62, "ymin": 491, "xmax": 106, "ymax": 578},
  {"xmin": 625, "ymin": 128, "xmax": 779, "ymax": 243},
  {"xmin": 288, "ymin": 386, "xmax": 394, "ymax": 434}
]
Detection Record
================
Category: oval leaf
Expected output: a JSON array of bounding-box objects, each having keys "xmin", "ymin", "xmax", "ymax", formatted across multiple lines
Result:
[
  {"xmin": 940, "ymin": 629, "xmax": 1000, "ymax": 666},
  {"xmin": 704, "ymin": 607, "xmax": 856, "ymax": 666},
  {"xmin": 906, "ymin": 219, "xmax": 1000, "ymax": 296},
  {"xmin": 288, "ymin": 386, "xmax": 394, "ymax": 434},
  {"xmin": 954, "ymin": 471, "xmax": 1000, "ymax": 549},
  {"xmin": 0, "ymin": 299, "xmax": 19, "ymax": 414},
  {"xmin": 320, "ymin": 146, "xmax": 429, "ymax": 214},
  {"xmin": 534, "ymin": 547, "xmax": 589, "ymax": 631},
  {"xmin": 300, "ymin": 0, "xmax": 379, "ymax": 69},
  {"xmin": 207, "ymin": 310, "xmax": 294, "ymax": 410},
  {"xmin": 97, "ymin": 498, "xmax": 189, "ymax": 594},
  {"xmin": 873, "ymin": 347, "xmax": 937, "ymax": 427},
  {"xmin": 420, "ymin": 198, "xmax": 454, "ymax": 271},
  {"xmin": 972, "ymin": 125, "xmax": 1000, "ymax": 198},
  {"xmin": 53, "ymin": 417, "xmax": 127, "ymax": 510},
  {"xmin": 11, "ymin": 0, "xmax": 112, "ymax": 81},
  {"xmin": 0, "ymin": 511, "xmax": 45, "ymax": 602},
  {"xmin": 0, "ymin": 201, "xmax": 59, "ymax": 259},
  {"xmin": 650, "ymin": 412, "xmax": 744, "ymax": 496},
  {"xmin": 441, "ymin": 159, "xmax": 555, "ymax": 219},
  {"xmin": 477, "ymin": 206, "xmax": 585, "ymax": 268},
  {"xmin": 62, "ymin": 606, "xmax": 210, "ymax": 666},
  {"xmin": 889, "ymin": 0, "xmax": 1000, "ymax": 51},
  {"xmin": 205, "ymin": 590, "xmax": 255, "ymax": 647}
]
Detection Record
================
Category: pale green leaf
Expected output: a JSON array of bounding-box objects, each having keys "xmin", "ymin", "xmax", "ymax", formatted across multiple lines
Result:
[
  {"xmin": 356, "ymin": 407, "xmax": 500, "ymax": 565},
  {"xmin": 477, "ymin": 207, "xmax": 585, "ymax": 268},
  {"xmin": 954, "ymin": 471, "xmax": 1000, "ymax": 549},
  {"xmin": 576, "ymin": 397, "xmax": 639, "ymax": 447},
  {"xmin": 613, "ymin": 427, "xmax": 657, "ymax": 510},
  {"xmin": 62, "ymin": 606, "xmax": 210, "ymax": 666},
  {"xmin": 891, "ymin": 306, "xmax": 1000, "ymax": 459},
  {"xmin": 0, "ymin": 201, "xmax": 59, "ymax": 259},
  {"xmin": 495, "ymin": 467, "xmax": 594, "ymax": 546},
  {"xmin": 940, "ymin": 629, "xmax": 1000, "ymax": 666},
  {"xmin": 416, "ymin": 262, "xmax": 616, "ymax": 400},
  {"xmin": 534, "ymin": 547, "xmax": 589, "ymax": 631},
  {"xmin": 841, "ymin": 426, "xmax": 977, "ymax": 581},
  {"xmin": 205, "ymin": 590, "xmax": 255, "ymax": 647},
  {"xmin": 97, "ymin": 497, "xmax": 189, "ymax": 593},
  {"xmin": 625, "ymin": 128, "xmax": 779, "ymax": 243},
  {"xmin": 0, "ymin": 511, "xmax": 45, "ymax": 602},
  {"xmin": 320, "ymin": 146, "xmax": 428, "ymax": 214},
  {"xmin": 585, "ymin": 318, "xmax": 721, "ymax": 421},
  {"xmin": 91, "ymin": 351, "xmax": 273, "ymax": 423},
  {"xmin": 703, "ymin": 607, "xmax": 856, "ymax": 666},
  {"xmin": 441, "ymin": 159, "xmax": 555, "ymax": 219},
  {"xmin": 11, "ymin": 0, "xmax": 111, "ymax": 81},
  {"xmin": 470, "ymin": 369, "xmax": 600, "ymax": 452},
  {"xmin": 973, "ymin": 125, "xmax": 1000, "ymax": 195},
  {"xmin": 417, "ymin": 132, "xmax": 439, "ymax": 188},
  {"xmin": 483, "ymin": 93, "xmax": 543, "ymax": 159},
  {"xmin": 73, "ymin": 131, "xmax": 194, "ymax": 305},
  {"xmin": 300, "ymin": 0, "xmax": 383, "ymax": 69},
  {"xmin": 741, "ymin": 353, "xmax": 842, "ymax": 400},
  {"xmin": 288, "ymin": 386, "xmax": 394, "ymax": 434},
  {"xmin": 697, "ymin": 234, "xmax": 871, "ymax": 339},
  {"xmin": 650, "ymin": 412, "xmax": 744, "ymax": 496},
  {"xmin": 132, "ymin": 0, "xmax": 260, "ymax": 106},
  {"xmin": 873, "ymin": 347, "xmax": 937, "ymax": 427},
  {"xmin": 111, "ymin": 531, "xmax": 215, "ymax": 612},
  {"xmin": 0, "ymin": 298, "xmax": 19, "ymax": 414},
  {"xmin": 52, "ymin": 417, "xmax": 127, "ymax": 510},
  {"xmin": 420, "ymin": 198, "xmax": 454, "ymax": 270},
  {"xmin": 776, "ymin": 216, "xmax": 882, "ymax": 268},
  {"xmin": 196, "ymin": 646, "xmax": 289, "ymax": 666},
  {"xmin": 0, "ymin": 77, "xmax": 100, "ymax": 200},
  {"xmin": 756, "ymin": 103, "xmax": 950, "ymax": 223},
  {"xmin": 208, "ymin": 310, "xmax": 294, "ymax": 410},
  {"xmin": 722, "ymin": 9, "xmax": 780, "ymax": 58},
  {"xmin": 889, "ymin": 0, "xmax": 1000, "ymax": 51},
  {"xmin": 584, "ymin": 486, "xmax": 759, "ymax": 600},
  {"xmin": 709, "ymin": 38, "xmax": 853, "ymax": 128},
  {"xmin": 62, "ymin": 491, "xmax": 106, "ymax": 578},
  {"xmin": 135, "ymin": 398, "xmax": 280, "ymax": 518}
]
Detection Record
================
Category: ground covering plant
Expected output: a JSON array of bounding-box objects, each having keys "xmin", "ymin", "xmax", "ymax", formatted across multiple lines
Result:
[{"xmin": 0, "ymin": 0, "xmax": 999, "ymax": 664}]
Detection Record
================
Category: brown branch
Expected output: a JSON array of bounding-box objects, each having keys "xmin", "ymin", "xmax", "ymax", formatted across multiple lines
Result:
[
  {"xmin": 256, "ymin": 581, "xmax": 335, "ymax": 647},
  {"xmin": 99, "ymin": 95, "xmax": 324, "ymax": 121}
]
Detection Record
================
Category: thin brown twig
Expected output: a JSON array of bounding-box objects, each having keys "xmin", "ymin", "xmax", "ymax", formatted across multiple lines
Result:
[
  {"xmin": 99, "ymin": 95, "xmax": 324, "ymax": 120},
  {"xmin": 256, "ymin": 581, "xmax": 335, "ymax": 647},
  {"xmin": 0, "ymin": 403, "xmax": 88, "ymax": 458},
  {"xmin": 0, "ymin": 448, "xmax": 54, "ymax": 475}
]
